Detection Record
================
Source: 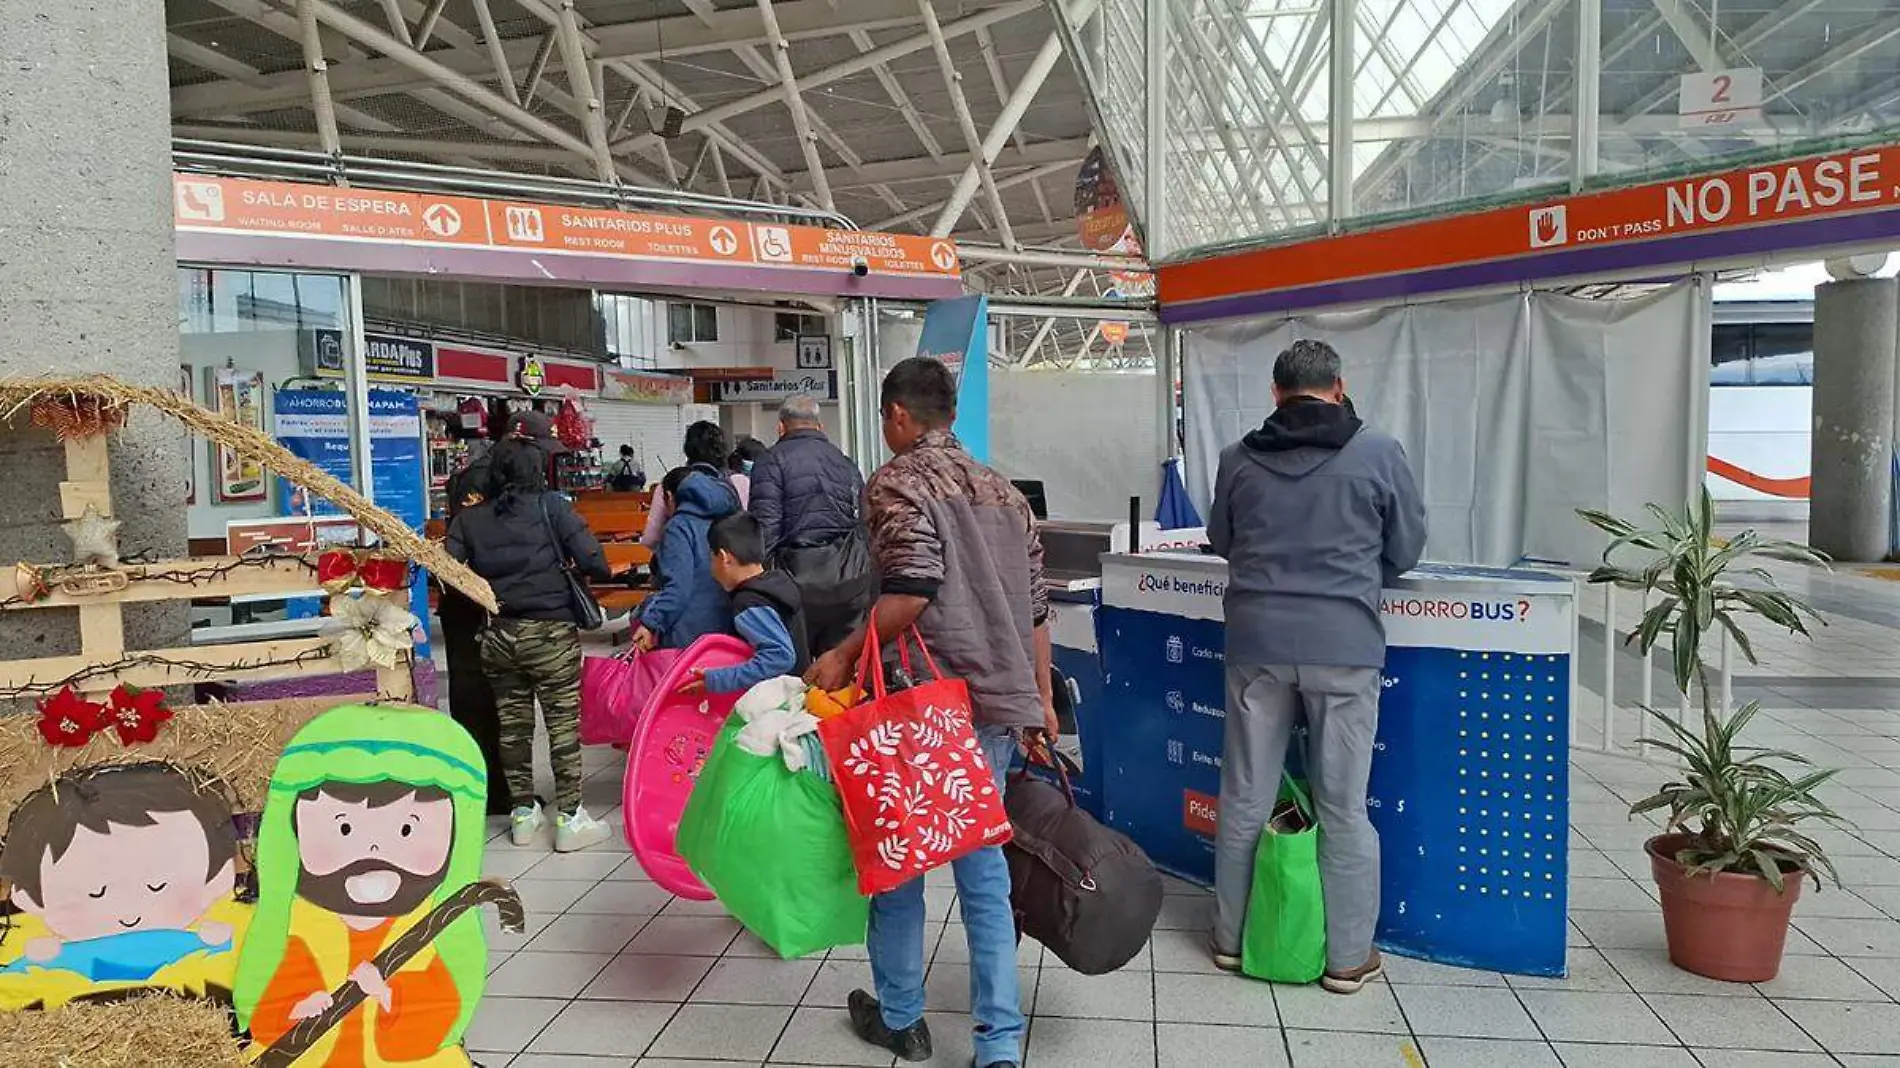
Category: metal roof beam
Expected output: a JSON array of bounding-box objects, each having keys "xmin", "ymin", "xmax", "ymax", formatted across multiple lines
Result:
[
  {"xmin": 786, "ymin": 137, "xmax": 1091, "ymax": 192},
  {"xmin": 170, "ymin": 0, "xmax": 1022, "ymax": 118},
  {"xmin": 1648, "ymin": 0, "xmax": 1722, "ymax": 73},
  {"xmin": 928, "ymin": 17, "xmax": 1080, "ymax": 237},
  {"xmin": 612, "ymin": 0, "xmax": 1043, "ymax": 155}
]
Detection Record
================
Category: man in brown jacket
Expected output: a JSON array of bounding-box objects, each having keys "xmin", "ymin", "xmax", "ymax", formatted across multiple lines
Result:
[{"xmin": 809, "ymin": 355, "xmax": 1054, "ymax": 1068}]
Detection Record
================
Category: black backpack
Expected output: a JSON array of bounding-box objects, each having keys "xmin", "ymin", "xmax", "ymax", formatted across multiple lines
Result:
[{"xmin": 1004, "ymin": 744, "xmax": 1163, "ymax": 975}]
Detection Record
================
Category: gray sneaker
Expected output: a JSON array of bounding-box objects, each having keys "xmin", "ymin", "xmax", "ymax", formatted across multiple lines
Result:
[
  {"xmin": 554, "ymin": 805, "xmax": 612, "ymax": 853},
  {"xmin": 509, "ymin": 803, "xmax": 545, "ymax": 847}
]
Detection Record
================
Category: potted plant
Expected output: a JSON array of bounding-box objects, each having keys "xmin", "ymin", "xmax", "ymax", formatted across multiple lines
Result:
[{"xmin": 1579, "ymin": 489, "xmax": 1840, "ymax": 982}]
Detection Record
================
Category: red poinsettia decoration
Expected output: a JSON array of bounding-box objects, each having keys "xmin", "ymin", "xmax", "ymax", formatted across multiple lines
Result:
[
  {"xmin": 106, "ymin": 684, "xmax": 173, "ymax": 746},
  {"xmin": 36, "ymin": 688, "xmax": 105, "ymax": 748}
]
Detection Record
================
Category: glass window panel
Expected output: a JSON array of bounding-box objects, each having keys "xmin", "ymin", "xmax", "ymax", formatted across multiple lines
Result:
[
  {"xmin": 1596, "ymin": 0, "xmax": 1900, "ymax": 186},
  {"xmin": 1351, "ymin": 0, "xmax": 1576, "ymax": 223}
]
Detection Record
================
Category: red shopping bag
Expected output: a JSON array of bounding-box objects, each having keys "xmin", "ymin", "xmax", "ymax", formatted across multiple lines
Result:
[
  {"xmin": 580, "ymin": 646, "xmax": 683, "ymax": 746},
  {"xmin": 817, "ymin": 618, "xmax": 1013, "ymax": 895}
]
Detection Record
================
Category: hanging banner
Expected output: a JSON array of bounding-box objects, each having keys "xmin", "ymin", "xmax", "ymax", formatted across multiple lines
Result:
[
  {"xmin": 915, "ymin": 294, "xmax": 991, "ymax": 462},
  {"xmin": 600, "ymin": 369, "xmax": 694, "ymax": 405},
  {"xmin": 1161, "ymin": 141, "xmax": 1900, "ymax": 321},
  {"xmin": 1074, "ymin": 146, "xmax": 1132, "ymax": 252},
  {"xmin": 173, "ymin": 174, "xmax": 960, "ymax": 282}
]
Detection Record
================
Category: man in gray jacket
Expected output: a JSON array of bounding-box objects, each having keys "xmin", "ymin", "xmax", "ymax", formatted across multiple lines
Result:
[{"xmin": 1207, "ymin": 339, "xmax": 1427, "ymax": 994}]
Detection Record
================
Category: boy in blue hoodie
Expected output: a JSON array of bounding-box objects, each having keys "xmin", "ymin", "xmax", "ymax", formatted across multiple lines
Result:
[
  {"xmin": 681, "ymin": 513, "xmax": 811, "ymax": 695},
  {"xmin": 632, "ymin": 464, "xmax": 741, "ymax": 650}
]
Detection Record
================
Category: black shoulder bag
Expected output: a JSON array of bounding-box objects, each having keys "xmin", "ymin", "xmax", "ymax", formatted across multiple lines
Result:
[{"xmin": 539, "ymin": 494, "xmax": 606, "ymax": 631}]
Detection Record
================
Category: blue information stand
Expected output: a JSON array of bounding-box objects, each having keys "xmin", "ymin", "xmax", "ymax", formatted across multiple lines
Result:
[
  {"xmin": 1092, "ymin": 553, "xmax": 1576, "ymax": 977},
  {"xmin": 272, "ymin": 388, "xmax": 430, "ymax": 646}
]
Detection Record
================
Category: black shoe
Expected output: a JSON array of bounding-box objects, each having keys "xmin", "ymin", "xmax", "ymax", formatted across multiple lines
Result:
[{"xmin": 847, "ymin": 988, "xmax": 932, "ymax": 1062}]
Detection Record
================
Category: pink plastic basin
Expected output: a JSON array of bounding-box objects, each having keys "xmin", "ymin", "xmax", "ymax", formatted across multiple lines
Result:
[{"xmin": 623, "ymin": 634, "xmax": 751, "ymax": 900}]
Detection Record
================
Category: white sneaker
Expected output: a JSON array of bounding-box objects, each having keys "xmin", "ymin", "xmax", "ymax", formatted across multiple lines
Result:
[
  {"xmin": 510, "ymin": 803, "xmax": 545, "ymax": 847},
  {"xmin": 555, "ymin": 806, "xmax": 612, "ymax": 853}
]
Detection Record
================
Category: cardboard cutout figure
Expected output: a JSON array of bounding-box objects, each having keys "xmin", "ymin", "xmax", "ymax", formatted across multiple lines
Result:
[
  {"xmin": 0, "ymin": 762, "xmax": 247, "ymax": 1010},
  {"xmin": 234, "ymin": 705, "xmax": 489, "ymax": 1067}
]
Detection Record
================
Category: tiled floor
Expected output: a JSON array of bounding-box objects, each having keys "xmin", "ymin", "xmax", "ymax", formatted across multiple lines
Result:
[{"xmin": 462, "ymin": 560, "xmax": 1900, "ymax": 1067}]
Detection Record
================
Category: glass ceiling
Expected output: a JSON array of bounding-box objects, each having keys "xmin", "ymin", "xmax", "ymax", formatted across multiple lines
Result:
[{"xmin": 1063, "ymin": 0, "xmax": 1900, "ymax": 260}]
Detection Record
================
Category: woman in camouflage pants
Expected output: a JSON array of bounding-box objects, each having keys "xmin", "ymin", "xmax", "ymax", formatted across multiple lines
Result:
[{"xmin": 447, "ymin": 440, "xmax": 614, "ymax": 853}]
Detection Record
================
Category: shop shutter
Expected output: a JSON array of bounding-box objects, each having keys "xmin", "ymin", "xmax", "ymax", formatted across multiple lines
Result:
[{"xmin": 591, "ymin": 400, "xmax": 686, "ymax": 490}]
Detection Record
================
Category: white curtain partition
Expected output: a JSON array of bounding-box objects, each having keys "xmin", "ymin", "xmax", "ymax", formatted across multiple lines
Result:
[{"xmin": 1183, "ymin": 281, "xmax": 1710, "ymax": 568}]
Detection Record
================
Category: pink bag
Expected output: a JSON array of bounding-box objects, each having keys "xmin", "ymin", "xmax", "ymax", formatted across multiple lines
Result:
[
  {"xmin": 580, "ymin": 647, "xmax": 683, "ymax": 746},
  {"xmin": 624, "ymin": 634, "xmax": 753, "ymax": 899}
]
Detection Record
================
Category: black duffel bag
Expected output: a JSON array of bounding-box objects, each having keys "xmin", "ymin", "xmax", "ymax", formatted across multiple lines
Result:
[{"xmin": 1005, "ymin": 739, "xmax": 1163, "ymax": 975}]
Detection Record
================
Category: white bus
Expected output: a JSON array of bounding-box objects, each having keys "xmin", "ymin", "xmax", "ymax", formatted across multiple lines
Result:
[{"xmin": 1705, "ymin": 299, "xmax": 1813, "ymax": 521}]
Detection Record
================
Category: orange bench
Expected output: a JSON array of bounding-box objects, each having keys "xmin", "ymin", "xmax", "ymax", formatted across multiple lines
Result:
[{"xmin": 603, "ymin": 542, "xmax": 653, "ymax": 577}]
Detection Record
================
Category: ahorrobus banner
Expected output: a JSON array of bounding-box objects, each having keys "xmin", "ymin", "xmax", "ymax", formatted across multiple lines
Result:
[{"xmin": 915, "ymin": 294, "xmax": 991, "ymax": 462}]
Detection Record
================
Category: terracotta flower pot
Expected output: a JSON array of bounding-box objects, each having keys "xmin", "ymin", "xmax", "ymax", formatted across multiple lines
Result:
[{"xmin": 1647, "ymin": 832, "xmax": 1805, "ymax": 982}]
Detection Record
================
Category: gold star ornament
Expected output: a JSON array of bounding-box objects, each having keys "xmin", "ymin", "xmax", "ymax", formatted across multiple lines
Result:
[{"xmin": 63, "ymin": 506, "xmax": 122, "ymax": 568}]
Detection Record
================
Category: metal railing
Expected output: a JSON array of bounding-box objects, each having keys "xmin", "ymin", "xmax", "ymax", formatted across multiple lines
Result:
[{"xmin": 1573, "ymin": 578, "xmax": 1732, "ymax": 760}]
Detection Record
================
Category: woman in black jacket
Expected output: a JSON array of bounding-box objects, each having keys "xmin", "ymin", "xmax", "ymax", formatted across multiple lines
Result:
[{"xmin": 446, "ymin": 440, "xmax": 613, "ymax": 852}]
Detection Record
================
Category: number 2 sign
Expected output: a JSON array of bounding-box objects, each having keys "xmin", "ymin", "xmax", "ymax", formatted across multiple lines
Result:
[{"xmin": 1679, "ymin": 67, "xmax": 1763, "ymax": 128}]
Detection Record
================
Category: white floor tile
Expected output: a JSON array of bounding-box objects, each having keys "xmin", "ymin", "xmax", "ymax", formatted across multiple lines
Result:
[
  {"xmin": 624, "ymin": 916, "xmax": 744, "ymax": 957},
  {"xmin": 1549, "ymin": 1042, "xmax": 1698, "ymax": 1068},
  {"xmin": 689, "ymin": 956, "xmax": 823, "ymax": 1006},
  {"xmin": 466, "ymin": 996, "xmax": 569, "ymax": 1056},
  {"xmin": 1281, "ymin": 1028, "xmax": 1423, "ymax": 1068},
  {"xmin": 1034, "ymin": 967, "xmax": 1156, "ymax": 1021},
  {"xmin": 487, "ymin": 951, "xmax": 616, "ymax": 999},
  {"xmin": 1644, "ymin": 992, "xmax": 1821, "ymax": 1052},
  {"xmin": 582, "ymin": 953, "xmax": 716, "ymax": 1002},
  {"xmin": 1516, "ymin": 990, "xmax": 1676, "ymax": 1046},
  {"xmin": 1273, "ymin": 979, "xmax": 1406, "ymax": 1034},
  {"xmin": 1025, "ymin": 1015, "xmax": 1156, "ymax": 1068},
  {"xmin": 1419, "ymin": 1036, "xmax": 1562, "ymax": 1068},
  {"xmin": 526, "ymin": 999, "xmax": 675, "ymax": 1058},
  {"xmin": 1156, "ymin": 1022, "xmax": 1289, "ymax": 1068},
  {"xmin": 1772, "ymin": 999, "xmax": 1900, "ymax": 1055},
  {"xmin": 1396, "ymin": 984, "xmax": 1540, "ymax": 1040},
  {"xmin": 646, "ymin": 1003, "xmax": 791, "ymax": 1062},
  {"xmin": 765, "ymin": 1007, "xmax": 896, "ymax": 1067}
]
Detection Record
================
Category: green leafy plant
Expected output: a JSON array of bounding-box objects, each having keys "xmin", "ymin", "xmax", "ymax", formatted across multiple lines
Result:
[{"xmin": 1578, "ymin": 488, "xmax": 1840, "ymax": 891}]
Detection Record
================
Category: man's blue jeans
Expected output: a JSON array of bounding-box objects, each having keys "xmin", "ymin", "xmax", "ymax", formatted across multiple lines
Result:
[{"xmin": 866, "ymin": 725, "xmax": 1022, "ymax": 1066}]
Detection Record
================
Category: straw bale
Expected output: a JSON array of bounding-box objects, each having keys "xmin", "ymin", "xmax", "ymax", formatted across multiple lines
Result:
[
  {"xmin": 0, "ymin": 376, "xmax": 496, "ymax": 613},
  {"xmin": 0, "ymin": 696, "xmax": 348, "ymax": 839},
  {"xmin": 0, "ymin": 994, "xmax": 244, "ymax": 1068}
]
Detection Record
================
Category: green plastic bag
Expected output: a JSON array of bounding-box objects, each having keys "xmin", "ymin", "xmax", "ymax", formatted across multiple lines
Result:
[
  {"xmin": 677, "ymin": 720, "xmax": 869, "ymax": 959},
  {"xmin": 1241, "ymin": 776, "xmax": 1327, "ymax": 983}
]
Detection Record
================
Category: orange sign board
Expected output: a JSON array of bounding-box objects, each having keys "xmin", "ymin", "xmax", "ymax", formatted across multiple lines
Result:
[
  {"xmin": 173, "ymin": 173, "xmax": 960, "ymax": 279},
  {"xmin": 1161, "ymin": 143, "xmax": 1900, "ymax": 308}
]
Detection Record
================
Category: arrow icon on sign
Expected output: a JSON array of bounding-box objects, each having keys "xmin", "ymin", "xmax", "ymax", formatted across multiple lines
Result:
[
  {"xmin": 709, "ymin": 225, "xmax": 739, "ymax": 256},
  {"xmin": 928, "ymin": 241, "xmax": 957, "ymax": 272},
  {"xmin": 423, "ymin": 203, "xmax": 463, "ymax": 238}
]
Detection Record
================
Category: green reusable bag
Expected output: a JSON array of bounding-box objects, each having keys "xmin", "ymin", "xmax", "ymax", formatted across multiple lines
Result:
[
  {"xmin": 678, "ymin": 719, "xmax": 869, "ymax": 959},
  {"xmin": 1240, "ymin": 775, "xmax": 1327, "ymax": 983}
]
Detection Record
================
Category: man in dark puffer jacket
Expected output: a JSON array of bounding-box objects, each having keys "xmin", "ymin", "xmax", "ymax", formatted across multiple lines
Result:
[{"xmin": 749, "ymin": 394, "xmax": 872, "ymax": 654}]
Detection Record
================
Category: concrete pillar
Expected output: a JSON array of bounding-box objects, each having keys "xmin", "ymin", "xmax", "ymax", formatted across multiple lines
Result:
[
  {"xmin": 0, "ymin": 2, "xmax": 187, "ymax": 670},
  {"xmin": 1809, "ymin": 278, "xmax": 1898, "ymax": 562}
]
